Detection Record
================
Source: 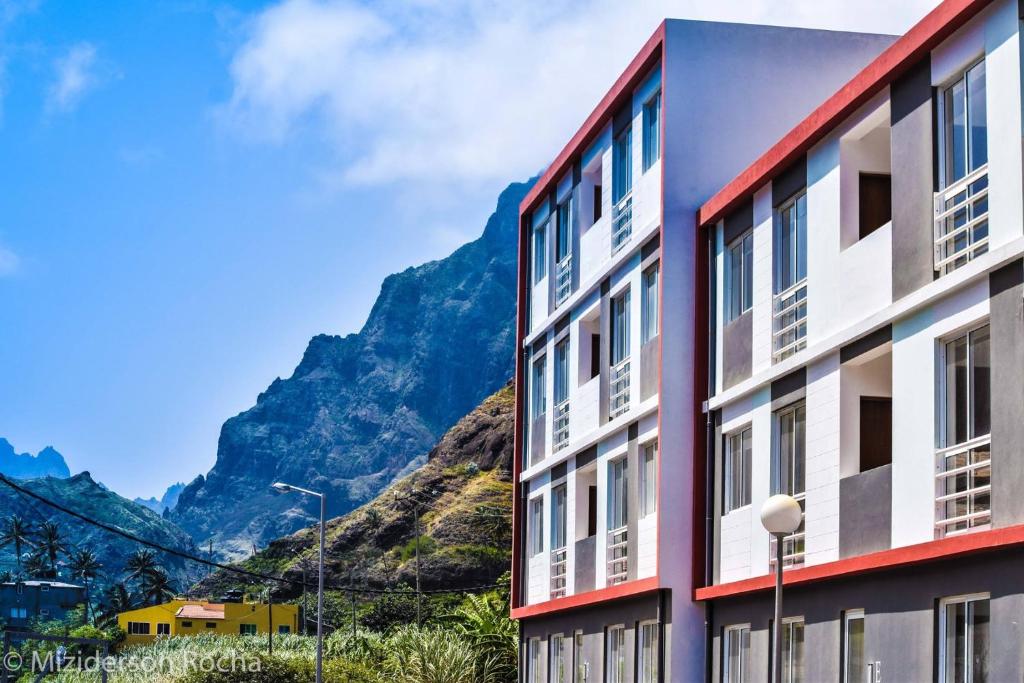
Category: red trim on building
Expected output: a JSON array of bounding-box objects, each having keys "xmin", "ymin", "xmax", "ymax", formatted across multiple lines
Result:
[
  {"xmin": 695, "ymin": 523, "xmax": 1024, "ymax": 601},
  {"xmin": 511, "ymin": 577, "xmax": 660, "ymax": 620},
  {"xmin": 519, "ymin": 23, "xmax": 666, "ymax": 218},
  {"xmin": 697, "ymin": 0, "xmax": 992, "ymax": 229}
]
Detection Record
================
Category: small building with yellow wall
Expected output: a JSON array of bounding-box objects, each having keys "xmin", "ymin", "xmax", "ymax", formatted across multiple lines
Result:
[{"xmin": 117, "ymin": 599, "xmax": 299, "ymax": 645}]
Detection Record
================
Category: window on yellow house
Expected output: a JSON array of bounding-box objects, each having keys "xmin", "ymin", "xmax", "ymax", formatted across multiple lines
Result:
[
  {"xmin": 205, "ymin": 622, "xmax": 217, "ymax": 629},
  {"xmin": 127, "ymin": 622, "xmax": 151, "ymax": 635},
  {"xmin": 278, "ymin": 625, "xmax": 290, "ymax": 634},
  {"xmin": 181, "ymin": 621, "xmax": 192, "ymax": 628},
  {"xmin": 240, "ymin": 624, "xmax": 257, "ymax": 635},
  {"xmin": 157, "ymin": 623, "xmax": 170, "ymax": 636}
]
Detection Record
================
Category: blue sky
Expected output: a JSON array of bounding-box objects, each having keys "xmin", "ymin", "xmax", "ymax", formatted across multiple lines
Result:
[{"xmin": 0, "ymin": 0, "xmax": 938, "ymax": 499}]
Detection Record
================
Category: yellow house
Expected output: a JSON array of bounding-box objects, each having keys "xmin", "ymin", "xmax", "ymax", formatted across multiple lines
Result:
[{"xmin": 117, "ymin": 599, "xmax": 299, "ymax": 645}]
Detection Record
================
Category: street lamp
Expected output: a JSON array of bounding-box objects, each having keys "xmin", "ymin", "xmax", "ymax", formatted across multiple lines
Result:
[
  {"xmin": 272, "ymin": 482, "xmax": 326, "ymax": 683},
  {"xmin": 760, "ymin": 494, "xmax": 802, "ymax": 683}
]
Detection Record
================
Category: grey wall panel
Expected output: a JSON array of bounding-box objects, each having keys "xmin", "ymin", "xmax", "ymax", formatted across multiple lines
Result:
[
  {"xmin": 724, "ymin": 198, "xmax": 754, "ymax": 245},
  {"xmin": 989, "ymin": 259, "xmax": 1024, "ymax": 527},
  {"xmin": 722, "ymin": 311, "xmax": 753, "ymax": 389},
  {"xmin": 574, "ymin": 536, "xmax": 596, "ymax": 593},
  {"xmin": 772, "ymin": 155, "xmax": 807, "ymax": 207},
  {"xmin": 890, "ymin": 55, "xmax": 935, "ymax": 300},
  {"xmin": 839, "ymin": 464, "xmax": 892, "ymax": 558},
  {"xmin": 640, "ymin": 339, "xmax": 659, "ymax": 402}
]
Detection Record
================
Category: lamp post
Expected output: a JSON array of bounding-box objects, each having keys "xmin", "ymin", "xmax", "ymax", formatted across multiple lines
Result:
[
  {"xmin": 760, "ymin": 494, "xmax": 802, "ymax": 683},
  {"xmin": 272, "ymin": 482, "xmax": 326, "ymax": 683}
]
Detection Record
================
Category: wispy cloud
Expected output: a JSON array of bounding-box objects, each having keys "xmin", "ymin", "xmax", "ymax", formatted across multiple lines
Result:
[
  {"xmin": 0, "ymin": 242, "xmax": 19, "ymax": 277},
  {"xmin": 46, "ymin": 42, "xmax": 98, "ymax": 114},
  {"xmin": 221, "ymin": 0, "xmax": 939, "ymax": 190}
]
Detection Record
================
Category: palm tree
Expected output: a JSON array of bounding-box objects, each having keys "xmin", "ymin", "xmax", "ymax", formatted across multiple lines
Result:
[
  {"xmin": 23, "ymin": 548, "xmax": 50, "ymax": 579},
  {"xmin": 97, "ymin": 582, "xmax": 135, "ymax": 628},
  {"xmin": 124, "ymin": 549, "xmax": 159, "ymax": 583},
  {"xmin": 38, "ymin": 522, "xmax": 69, "ymax": 576},
  {"xmin": 140, "ymin": 569, "xmax": 175, "ymax": 606},
  {"xmin": 0, "ymin": 569, "xmax": 11, "ymax": 583},
  {"xmin": 69, "ymin": 548, "xmax": 102, "ymax": 625},
  {"xmin": 0, "ymin": 516, "xmax": 34, "ymax": 572}
]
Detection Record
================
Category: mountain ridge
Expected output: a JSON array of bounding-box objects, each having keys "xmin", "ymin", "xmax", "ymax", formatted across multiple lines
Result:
[{"xmin": 0, "ymin": 439, "xmax": 71, "ymax": 480}]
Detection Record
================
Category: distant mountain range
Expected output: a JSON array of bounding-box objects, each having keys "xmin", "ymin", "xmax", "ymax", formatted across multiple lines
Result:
[
  {"xmin": 169, "ymin": 180, "xmax": 529, "ymax": 558},
  {"xmin": 134, "ymin": 482, "xmax": 186, "ymax": 516},
  {"xmin": 0, "ymin": 439, "xmax": 71, "ymax": 480}
]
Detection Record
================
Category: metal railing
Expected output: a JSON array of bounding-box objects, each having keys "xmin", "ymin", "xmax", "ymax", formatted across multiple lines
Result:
[
  {"xmin": 611, "ymin": 194, "xmax": 633, "ymax": 254},
  {"xmin": 555, "ymin": 255, "xmax": 572, "ymax": 305},
  {"xmin": 772, "ymin": 279, "xmax": 808, "ymax": 363},
  {"xmin": 550, "ymin": 547, "xmax": 567, "ymax": 599},
  {"xmin": 935, "ymin": 435, "xmax": 991, "ymax": 538},
  {"xmin": 609, "ymin": 358, "xmax": 631, "ymax": 418},
  {"xmin": 934, "ymin": 164, "xmax": 989, "ymax": 275},
  {"xmin": 607, "ymin": 527, "xmax": 628, "ymax": 585},
  {"xmin": 553, "ymin": 400, "xmax": 570, "ymax": 451},
  {"xmin": 769, "ymin": 494, "xmax": 805, "ymax": 569}
]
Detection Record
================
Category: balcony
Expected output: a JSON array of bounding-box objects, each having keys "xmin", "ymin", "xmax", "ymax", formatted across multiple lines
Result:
[
  {"xmin": 935, "ymin": 435, "xmax": 991, "ymax": 538},
  {"xmin": 555, "ymin": 255, "xmax": 572, "ymax": 306},
  {"xmin": 550, "ymin": 547, "xmax": 567, "ymax": 600},
  {"xmin": 611, "ymin": 194, "xmax": 633, "ymax": 254},
  {"xmin": 934, "ymin": 164, "xmax": 989, "ymax": 276},
  {"xmin": 607, "ymin": 526, "xmax": 628, "ymax": 585},
  {"xmin": 772, "ymin": 280, "xmax": 808, "ymax": 363},
  {"xmin": 609, "ymin": 358, "xmax": 631, "ymax": 418},
  {"xmin": 553, "ymin": 400, "xmax": 570, "ymax": 452}
]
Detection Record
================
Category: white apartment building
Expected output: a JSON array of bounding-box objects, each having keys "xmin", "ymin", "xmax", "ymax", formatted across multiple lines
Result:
[
  {"xmin": 698, "ymin": 1, "xmax": 1024, "ymax": 681},
  {"xmin": 511, "ymin": 20, "xmax": 895, "ymax": 683}
]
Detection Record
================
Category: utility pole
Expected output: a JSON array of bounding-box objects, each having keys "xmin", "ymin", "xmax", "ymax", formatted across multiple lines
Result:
[
  {"xmin": 301, "ymin": 561, "xmax": 308, "ymax": 637},
  {"xmin": 349, "ymin": 564, "xmax": 357, "ymax": 637},
  {"xmin": 267, "ymin": 585, "xmax": 274, "ymax": 656},
  {"xmin": 414, "ymin": 505, "xmax": 422, "ymax": 626},
  {"xmin": 207, "ymin": 539, "xmax": 213, "ymax": 577}
]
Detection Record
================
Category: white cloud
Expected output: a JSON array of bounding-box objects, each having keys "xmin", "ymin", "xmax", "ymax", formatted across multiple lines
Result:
[
  {"xmin": 46, "ymin": 42, "xmax": 98, "ymax": 114},
  {"xmin": 0, "ymin": 242, "xmax": 19, "ymax": 277},
  {"xmin": 224, "ymin": 0, "xmax": 940, "ymax": 188}
]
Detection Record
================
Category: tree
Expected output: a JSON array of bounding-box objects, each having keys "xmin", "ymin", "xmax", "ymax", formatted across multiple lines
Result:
[
  {"xmin": 449, "ymin": 591, "xmax": 518, "ymax": 682},
  {"xmin": 97, "ymin": 583, "xmax": 135, "ymax": 628},
  {"xmin": 140, "ymin": 569, "xmax": 175, "ymax": 606},
  {"xmin": 124, "ymin": 549, "xmax": 159, "ymax": 583},
  {"xmin": 0, "ymin": 570, "xmax": 11, "ymax": 583},
  {"xmin": 69, "ymin": 548, "xmax": 102, "ymax": 625},
  {"xmin": 0, "ymin": 515, "xmax": 34, "ymax": 572},
  {"xmin": 38, "ymin": 522, "xmax": 69, "ymax": 576},
  {"xmin": 22, "ymin": 548, "xmax": 50, "ymax": 579}
]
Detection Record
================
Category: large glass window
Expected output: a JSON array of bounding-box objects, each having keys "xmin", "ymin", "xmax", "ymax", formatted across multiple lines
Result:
[
  {"xmin": 528, "ymin": 637, "xmax": 543, "ymax": 683},
  {"xmin": 606, "ymin": 625, "xmax": 627, "ymax": 683},
  {"xmin": 642, "ymin": 264, "xmax": 659, "ymax": 344},
  {"xmin": 529, "ymin": 498, "xmax": 544, "ymax": 557},
  {"xmin": 611, "ymin": 290, "xmax": 631, "ymax": 366},
  {"xmin": 773, "ymin": 403, "xmax": 806, "ymax": 566},
  {"xmin": 723, "ymin": 624, "xmax": 750, "ymax": 683},
  {"xmin": 781, "ymin": 618, "xmax": 805, "ymax": 683},
  {"xmin": 642, "ymin": 91, "xmax": 661, "ymax": 172},
  {"xmin": 552, "ymin": 485, "xmax": 567, "ymax": 551},
  {"xmin": 941, "ymin": 595, "xmax": 989, "ymax": 683},
  {"xmin": 574, "ymin": 631, "xmax": 585, "ymax": 683},
  {"xmin": 613, "ymin": 128, "xmax": 632, "ymax": 203},
  {"xmin": 532, "ymin": 356, "xmax": 546, "ymax": 419},
  {"xmin": 556, "ymin": 200, "xmax": 571, "ymax": 264},
  {"xmin": 639, "ymin": 621, "xmax": 659, "ymax": 683},
  {"xmin": 944, "ymin": 325, "xmax": 991, "ymax": 447},
  {"xmin": 551, "ymin": 633, "xmax": 569, "ymax": 683},
  {"xmin": 554, "ymin": 340, "xmax": 569, "ymax": 407},
  {"xmin": 940, "ymin": 61, "xmax": 987, "ymax": 188},
  {"xmin": 724, "ymin": 427, "xmax": 752, "ymax": 514},
  {"xmin": 640, "ymin": 442, "xmax": 657, "ymax": 518},
  {"xmin": 774, "ymin": 193, "xmax": 807, "ymax": 294},
  {"xmin": 609, "ymin": 457, "xmax": 628, "ymax": 531},
  {"xmin": 843, "ymin": 610, "xmax": 865, "ymax": 683},
  {"xmin": 533, "ymin": 223, "xmax": 547, "ymax": 284},
  {"xmin": 727, "ymin": 231, "xmax": 754, "ymax": 322}
]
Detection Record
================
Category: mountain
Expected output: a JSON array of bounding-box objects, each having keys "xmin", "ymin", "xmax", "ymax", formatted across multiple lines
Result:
[
  {"xmin": 134, "ymin": 482, "xmax": 185, "ymax": 516},
  {"xmin": 195, "ymin": 383, "xmax": 513, "ymax": 598},
  {"xmin": 170, "ymin": 180, "xmax": 529, "ymax": 557},
  {"xmin": 0, "ymin": 439, "xmax": 71, "ymax": 480},
  {"xmin": 0, "ymin": 472, "xmax": 197, "ymax": 590}
]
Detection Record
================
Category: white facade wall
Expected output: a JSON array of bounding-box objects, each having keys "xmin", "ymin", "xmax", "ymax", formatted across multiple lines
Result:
[{"xmin": 803, "ymin": 353, "xmax": 842, "ymax": 565}]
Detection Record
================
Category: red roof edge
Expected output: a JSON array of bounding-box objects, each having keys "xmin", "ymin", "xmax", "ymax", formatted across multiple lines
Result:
[
  {"xmin": 698, "ymin": 0, "xmax": 992, "ymax": 228},
  {"xmin": 519, "ymin": 22, "xmax": 666, "ymax": 218},
  {"xmin": 511, "ymin": 576, "xmax": 659, "ymax": 620}
]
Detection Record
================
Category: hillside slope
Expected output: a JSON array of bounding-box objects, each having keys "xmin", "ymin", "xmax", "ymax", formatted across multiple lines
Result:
[{"xmin": 171, "ymin": 180, "xmax": 528, "ymax": 556}]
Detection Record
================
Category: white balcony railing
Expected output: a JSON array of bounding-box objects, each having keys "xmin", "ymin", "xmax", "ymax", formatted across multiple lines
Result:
[
  {"xmin": 550, "ymin": 547, "xmax": 567, "ymax": 599},
  {"xmin": 772, "ymin": 279, "xmax": 808, "ymax": 363},
  {"xmin": 769, "ymin": 494, "xmax": 805, "ymax": 569},
  {"xmin": 609, "ymin": 358, "xmax": 631, "ymax": 418},
  {"xmin": 611, "ymin": 194, "xmax": 633, "ymax": 254},
  {"xmin": 934, "ymin": 164, "xmax": 989, "ymax": 275},
  {"xmin": 555, "ymin": 255, "xmax": 572, "ymax": 305},
  {"xmin": 607, "ymin": 527, "xmax": 628, "ymax": 585},
  {"xmin": 935, "ymin": 435, "xmax": 991, "ymax": 538},
  {"xmin": 553, "ymin": 400, "xmax": 570, "ymax": 452}
]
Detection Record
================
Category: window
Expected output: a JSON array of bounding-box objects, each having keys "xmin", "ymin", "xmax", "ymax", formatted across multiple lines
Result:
[
  {"xmin": 127, "ymin": 622, "xmax": 151, "ymax": 636},
  {"xmin": 527, "ymin": 637, "xmax": 543, "ymax": 683},
  {"xmin": 724, "ymin": 427, "xmax": 752, "ymax": 514},
  {"xmin": 157, "ymin": 623, "xmax": 171, "ymax": 636},
  {"xmin": 843, "ymin": 610, "xmax": 865, "ymax": 683},
  {"xmin": 279, "ymin": 625, "xmax": 290, "ymax": 634},
  {"xmin": 574, "ymin": 631, "xmax": 586, "ymax": 683},
  {"xmin": 936, "ymin": 60, "xmax": 988, "ymax": 274},
  {"xmin": 723, "ymin": 624, "xmax": 750, "ymax": 683},
  {"xmin": 9, "ymin": 607, "xmax": 27, "ymax": 619},
  {"xmin": 551, "ymin": 485, "xmax": 567, "ymax": 551},
  {"xmin": 239, "ymin": 623, "xmax": 257, "ymax": 635},
  {"xmin": 593, "ymin": 185, "xmax": 603, "ymax": 223},
  {"xmin": 181, "ymin": 621, "xmax": 193, "ymax": 628},
  {"xmin": 606, "ymin": 625, "xmax": 627, "ymax": 683},
  {"xmin": 940, "ymin": 594, "xmax": 989, "ymax": 683},
  {"xmin": 39, "ymin": 584, "xmax": 49, "ymax": 592},
  {"xmin": 780, "ymin": 618, "xmax": 805, "ymax": 683},
  {"xmin": 639, "ymin": 621, "xmax": 659, "ymax": 683},
  {"xmin": 532, "ymin": 356, "xmax": 547, "ymax": 419},
  {"xmin": 554, "ymin": 340, "xmax": 569, "ymax": 407},
  {"xmin": 640, "ymin": 442, "xmax": 657, "ymax": 518},
  {"xmin": 642, "ymin": 91, "xmax": 661, "ymax": 171},
  {"xmin": 773, "ymin": 192, "xmax": 808, "ymax": 361},
  {"xmin": 642, "ymin": 263, "xmax": 659, "ymax": 344},
  {"xmin": 39, "ymin": 609, "xmax": 49, "ymax": 617},
  {"xmin": 858, "ymin": 173, "xmax": 892, "ymax": 238},
  {"xmin": 533, "ymin": 223, "xmax": 547, "ymax": 284},
  {"xmin": 556, "ymin": 200, "xmax": 571, "ymax": 265},
  {"xmin": 613, "ymin": 128, "xmax": 632, "ymax": 203},
  {"xmin": 772, "ymin": 403, "xmax": 806, "ymax": 566},
  {"xmin": 938, "ymin": 324, "xmax": 991, "ymax": 536},
  {"xmin": 609, "ymin": 458, "xmax": 628, "ymax": 532},
  {"xmin": 727, "ymin": 232, "xmax": 754, "ymax": 321},
  {"xmin": 529, "ymin": 498, "xmax": 544, "ymax": 557},
  {"xmin": 611, "ymin": 290, "xmax": 631, "ymax": 366},
  {"xmin": 551, "ymin": 633, "xmax": 569, "ymax": 683},
  {"xmin": 206, "ymin": 622, "xmax": 217, "ymax": 629}
]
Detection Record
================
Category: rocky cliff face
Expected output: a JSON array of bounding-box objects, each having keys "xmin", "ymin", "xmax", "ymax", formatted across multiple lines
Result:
[
  {"xmin": 171, "ymin": 181, "xmax": 529, "ymax": 556},
  {"xmin": 195, "ymin": 383, "xmax": 513, "ymax": 598},
  {"xmin": 0, "ymin": 439, "xmax": 71, "ymax": 480},
  {"xmin": 134, "ymin": 482, "xmax": 185, "ymax": 516}
]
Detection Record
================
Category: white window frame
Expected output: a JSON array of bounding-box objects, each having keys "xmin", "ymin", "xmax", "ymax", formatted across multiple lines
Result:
[
  {"xmin": 724, "ymin": 426, "xmax": 752, "ymax": 514},
  {"xmin": 529, "ymin": 497, "xmax": 545, "ymax": 557},
  {"xmin": 606, "ymin": 624, "xmax": 627, "ymax": 683},
  {"xmin": 157, "ymin": 622, "xmax": 171, "ymax": 636},
  {"xmin": 573, "ymin": 630, "xmax": 586, "ymax": 683},
  {"xmin": 723, "ymin": 623, "xmax": 751, "ymax": 683},
  {"xmin": 532, "ymin": 355, "xmax": 547, "ymax": 420},
  {"xmin": 638, "ymin": 620, "xmax": 659, "ymax": 683},
  {"xmin": 726, "ymin": 230, "xmax": 754, "ymax": 322},
  {"xmin": 938, "ymin": 59, "xmax": 988, "ymax": 190},
  {"xmin": 642, "ymin": 90, "xmax": 661, "ymax": 172},
  {"xmin": 640, "ymin": 441, "xmax": 657, "ymax": 518},
  {"xmin": 642, "ymin": 263, "xmax": 659, "ymax": 344},
  {"xmin": 127, "ymin": 621, "xmax": 151, "ymax": 636},
  {"xmin": 780, "ymin": 616, "xmax": 805, "ymax": 683},
  {"xmin": 550, "ymin": 632, "xmax": 569, "ymax": 683},
  {"xmin": 771, "ymin": 403, "xmax": 806, "ymax": 567},
  {"xmin": 533, "ymin": 223, "xmax": 547, "ymax": 284},
  {"xmin": 772, "ymin": 192, "xmax": 808, "ymax": 362},
  {"xmin": 842, "ymin": 610, "xmax": 865, "ymax": 683},
  {"xmin": 938, "ymin": 593, "xmax": 990, "ymax": 683},
  {"xmin": 527, "ymin": 636, "xmax": 544, "ymax": 683}
]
